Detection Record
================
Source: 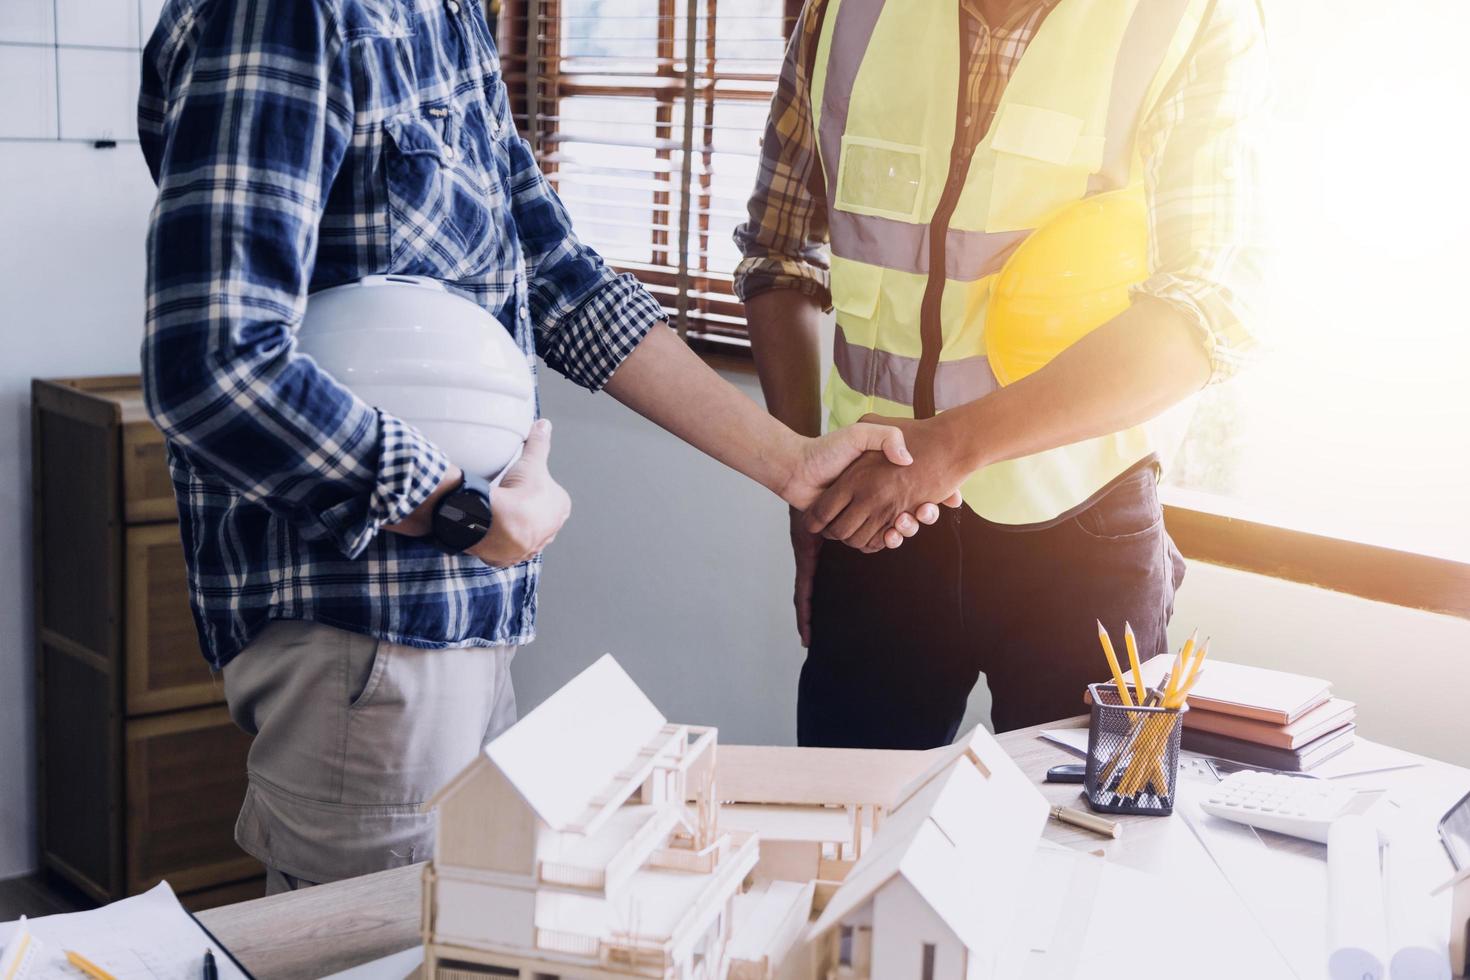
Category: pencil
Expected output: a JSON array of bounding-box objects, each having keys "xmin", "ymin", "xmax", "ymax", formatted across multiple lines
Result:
[
  {"xmin": 1096, "ymin": 620, "xmax": 1133, "ymax": 707},
  {"xmin": 65, "ymin": 950, "xmax": 118, "ymax": 980},
  {"xmin": 1180, "ymin": 637, "xmax": 1210, "ymax": 690},
  {"xmin": 1124, "ymin": 621, "xmax": 1145, "ymax": 704},
  {"xmin": 1166, "ymin": 629, "xmax": 1196, "ymax": 700}
]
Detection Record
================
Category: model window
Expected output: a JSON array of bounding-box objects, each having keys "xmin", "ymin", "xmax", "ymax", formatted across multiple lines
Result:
[
  {"xmin": 921, "ymin": 942, "xmax": 936, "ymax": 980},
  {"xmin": 839, "ymin": 925, "xmax": 854, "ymax": 967}
]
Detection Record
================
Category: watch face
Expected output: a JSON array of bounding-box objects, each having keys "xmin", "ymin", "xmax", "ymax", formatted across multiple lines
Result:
[{"xmin": 434, "ymin": 485, "xmax": 492, "ymax": 553}]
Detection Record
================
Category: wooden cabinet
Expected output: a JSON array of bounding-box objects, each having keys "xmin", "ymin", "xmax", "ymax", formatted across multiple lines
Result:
[{"xmin": 32, "ymin": 376, "xmax": 263, "ymax": 907}]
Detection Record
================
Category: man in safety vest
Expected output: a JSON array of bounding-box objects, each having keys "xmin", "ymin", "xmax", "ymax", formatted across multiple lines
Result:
[{"xmin": 736, "ymin": 0, "xmax": 1267, "ymax": 745}]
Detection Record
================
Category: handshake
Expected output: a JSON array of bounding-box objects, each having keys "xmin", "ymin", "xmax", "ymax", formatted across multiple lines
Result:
[{"xmin": 777, "ymin": 413, "xmax": 966, "ymax": 553}]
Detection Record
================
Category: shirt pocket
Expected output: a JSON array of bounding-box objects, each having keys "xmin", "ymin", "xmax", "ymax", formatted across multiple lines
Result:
[{"xmin": 382, "ymin": 107, "xmax": 503, "ymax": 279}]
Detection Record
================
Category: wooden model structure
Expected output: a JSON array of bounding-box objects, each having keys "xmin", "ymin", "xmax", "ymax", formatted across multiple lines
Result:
[{"xmin": 421, "ymin": 655, "xmax": 1048, "ymax": 980}]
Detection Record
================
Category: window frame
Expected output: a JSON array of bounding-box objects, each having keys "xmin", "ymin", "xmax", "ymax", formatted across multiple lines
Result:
[
  {"xmin": 495, "ymin": 0, "xmax": 797, "ymax": 350},
  {"xmin": 1161, "ymin": 489, "xmax": 1470, "ymax": 620}
]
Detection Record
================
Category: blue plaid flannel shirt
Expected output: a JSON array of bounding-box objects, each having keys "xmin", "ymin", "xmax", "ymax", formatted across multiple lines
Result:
[{"xmin": 138, "ymin": 0, "xmax": 663, "ymax": 669}]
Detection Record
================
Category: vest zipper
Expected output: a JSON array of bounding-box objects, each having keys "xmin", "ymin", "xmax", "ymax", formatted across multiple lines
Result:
[{"xmin": 913, "ymin": 12, "xmax": 978, "ymax": 420}]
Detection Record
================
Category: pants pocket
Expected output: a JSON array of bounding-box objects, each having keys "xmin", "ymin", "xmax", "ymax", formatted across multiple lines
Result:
[
  {"xmin": 1071, "ymin": 467, "xmax": 1163, "ymax": 541},
  {"xmin": 340, "ymin": 644, "xmax": 513, "ymax": 806},
  {"xmin": 347, "ymin": 637, "xmax": 389, "ymax": 709}
]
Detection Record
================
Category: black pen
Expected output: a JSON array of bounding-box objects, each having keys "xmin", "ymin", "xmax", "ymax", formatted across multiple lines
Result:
[{"xmin": 202, "ymin": 949, "xmax": 218, "ymax": 980}]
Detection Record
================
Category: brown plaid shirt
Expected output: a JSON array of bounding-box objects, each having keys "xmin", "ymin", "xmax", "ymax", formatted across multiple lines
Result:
[{"xmin": 733, "ymin": 0, "xmax": 1269, "ymax": 384}]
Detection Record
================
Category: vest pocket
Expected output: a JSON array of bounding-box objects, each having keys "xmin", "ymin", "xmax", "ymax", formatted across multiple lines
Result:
[
  {"xmin": 985, "ymin": 103, "xmax": 1095, "ymax": 232},
  {"xmin": 829, "ymin": 257, "xmax": 881, "ymax": 322},
  {"xmin": 834, "ymin": 135, "xmax": 927, "ymax": 222}
]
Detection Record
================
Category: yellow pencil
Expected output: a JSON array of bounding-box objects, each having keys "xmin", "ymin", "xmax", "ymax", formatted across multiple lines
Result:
[
  {"xmin": 1166, "ymin": 629, "xmax": 1197, "ymax": 701},
  {"xmin": 1123, "ymin": 621, "xmax": 1145, "ymax": 704},
  {"xmin": 1166, "ymin": 641, "xmax": 1209, "ymax": 709},
  {"xmin": 1096, "ymin": 620, "xmax": 1133, "ymax": 707},
  {"xmin": 1181, "ymin": 637, "xmax": 1210, "ymax": 689},
  {"xmin": 65, "ymin": 951, "xmax": 118, "ymax": 980}
]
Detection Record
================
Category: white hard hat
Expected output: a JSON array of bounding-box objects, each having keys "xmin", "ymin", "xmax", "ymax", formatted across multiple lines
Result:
[{"xmin": 297, "ymin": 275, "xmax": 536, "ymax": 480}]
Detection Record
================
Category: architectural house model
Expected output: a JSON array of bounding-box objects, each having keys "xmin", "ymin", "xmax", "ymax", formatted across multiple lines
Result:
[{"xmin": 420, "ymin": 655, "xmax": 1049, "ymax": 980}]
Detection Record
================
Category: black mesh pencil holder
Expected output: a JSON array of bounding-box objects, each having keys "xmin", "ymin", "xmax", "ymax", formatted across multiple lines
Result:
[{"xmin": 1083, "ymin": 682, "xmax": 1188, "ymax": 816}]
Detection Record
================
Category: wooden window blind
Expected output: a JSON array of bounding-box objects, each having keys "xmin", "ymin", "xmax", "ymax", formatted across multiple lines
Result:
[{"xmin": 494, "ymin": 0, "xmax": 801, "ymax": 351}]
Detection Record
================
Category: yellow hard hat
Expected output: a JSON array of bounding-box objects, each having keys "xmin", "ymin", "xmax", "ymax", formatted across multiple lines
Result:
[{"xmin": 985, "ymin": 185, "xmax": 1150, "ymax": 386}]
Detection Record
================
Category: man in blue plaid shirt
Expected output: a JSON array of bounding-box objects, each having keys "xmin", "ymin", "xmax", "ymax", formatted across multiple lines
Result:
[{"xmin": 138, "ymin": 0, "xmax": 945, "ymax": 892}]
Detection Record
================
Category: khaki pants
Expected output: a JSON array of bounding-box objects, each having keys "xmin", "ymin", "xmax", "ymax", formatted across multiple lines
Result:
[{"xmin": 223, "ymin": 620, "xmax": 517, "ymax": 892}]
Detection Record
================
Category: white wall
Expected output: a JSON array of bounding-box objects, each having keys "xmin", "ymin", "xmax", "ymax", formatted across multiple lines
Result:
[
  {"xmin": 0, "ymin": 141, "xmax": 156, "ymax": 879},
  {"xmin": 1169, "ymin": 563, "xmax": 1470, "ymax": 765},
  {"xmin": 0, "ymin": 0, "xmax": 192, "ymax": 880}
]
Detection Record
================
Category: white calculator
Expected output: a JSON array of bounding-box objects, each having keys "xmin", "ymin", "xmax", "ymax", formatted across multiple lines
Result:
[{"xmin": 1199, "ymin": 769, "xmax": 1388, "ymax": 843}]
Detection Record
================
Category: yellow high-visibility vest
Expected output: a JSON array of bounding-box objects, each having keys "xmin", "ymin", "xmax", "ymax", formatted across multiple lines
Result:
[{"xmin": 813, "ymin": 0, "xmax": 1207, "ymax": 525}]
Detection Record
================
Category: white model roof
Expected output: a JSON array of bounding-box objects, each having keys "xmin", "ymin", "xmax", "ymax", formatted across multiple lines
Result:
[
  {"xmin": 807, "ymin": 726, "xmax": 1046, "ymax": 952},
  {"xmin": 476, "ymin": 654, "xmax": 668, "ymax": 831}
]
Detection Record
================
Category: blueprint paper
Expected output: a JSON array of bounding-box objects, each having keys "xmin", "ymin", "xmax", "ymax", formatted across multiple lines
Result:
[{"xmin": 0, "ymin": 883, "xmax": 249, "ymax": 980}]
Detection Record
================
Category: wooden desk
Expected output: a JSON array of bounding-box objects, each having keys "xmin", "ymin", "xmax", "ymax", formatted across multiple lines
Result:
[{"xmin": 198, "ymin": 717, "xmax": 1470, "ymax": 979}]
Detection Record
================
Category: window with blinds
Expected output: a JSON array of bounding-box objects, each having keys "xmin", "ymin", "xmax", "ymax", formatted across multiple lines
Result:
[{"xmin": 494, "ymin": 0, "xmax": 798, "ymax": 350}]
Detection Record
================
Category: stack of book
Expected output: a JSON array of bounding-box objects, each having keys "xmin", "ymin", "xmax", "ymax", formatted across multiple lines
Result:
[{"xmin": 1132, "ymin": 655, "xmax": 1356, "ymax": 772}]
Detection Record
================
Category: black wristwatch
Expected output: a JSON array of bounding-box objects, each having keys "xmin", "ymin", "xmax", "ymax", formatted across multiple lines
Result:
[{"xmin": 430, "ymin": 472, "xmax": 493, "ymax": 554}]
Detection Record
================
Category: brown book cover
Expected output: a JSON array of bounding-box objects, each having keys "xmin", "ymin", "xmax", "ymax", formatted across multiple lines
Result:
[{"xmin": 1183, "ymin": 697, "xmax": 1356, "ymax": 749}]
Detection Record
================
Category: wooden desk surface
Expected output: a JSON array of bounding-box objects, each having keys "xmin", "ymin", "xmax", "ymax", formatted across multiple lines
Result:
[{"xmin": 197, "ymin": 716, "xmax": 1470, "ymax": 979}]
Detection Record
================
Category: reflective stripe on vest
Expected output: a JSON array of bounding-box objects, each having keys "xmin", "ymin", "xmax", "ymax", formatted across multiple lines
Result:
[
  {"xmin": 833, "ymin": 325, "xmax": 998, "ymax": 413},
  {"xmin": 813, "ymin": 0, "xmax": 1207, "ymax": 525}
]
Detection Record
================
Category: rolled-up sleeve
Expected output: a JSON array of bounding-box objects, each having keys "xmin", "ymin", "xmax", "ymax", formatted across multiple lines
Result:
[
  {"xmin": 1131, "ymin": 0, "xmax": 1271, "ymax": 384},
  {"xmin": 732, "ymin": 0, "xmax": 833, "ymax": 307},
  {"xmin": 504, "ymin": 135, "xmax": 664, "ymax": 391},
  {"xmin": 141, "ymin": 0, "xmax": 448, "ymax": 559}
]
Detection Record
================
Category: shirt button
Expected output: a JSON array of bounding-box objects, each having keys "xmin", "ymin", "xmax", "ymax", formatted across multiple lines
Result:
[
  {"xmin": 443, "ymin": 143, "xmax": 456, "ymax": 159},
  {"xmin": 447, "ymin": 0, "xmax": 460, "ymax": 12}
]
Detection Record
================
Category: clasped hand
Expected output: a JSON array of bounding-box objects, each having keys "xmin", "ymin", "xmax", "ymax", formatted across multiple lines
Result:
[{"xmin": 798, "ymin": 414, "xmax": 965, "ymax": 554}]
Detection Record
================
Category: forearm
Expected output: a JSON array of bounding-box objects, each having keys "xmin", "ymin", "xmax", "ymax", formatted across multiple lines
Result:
[
  {"xmin": 745, "ymin": 289, "xmax": 826, "ymax": 438},
  {"xmin": 603, "ymin": 322, "xmax": 803, "ymax": 496},
  {"xmin": 945, "ymin": 297, "xmax": 1211, "ymax": 470}
]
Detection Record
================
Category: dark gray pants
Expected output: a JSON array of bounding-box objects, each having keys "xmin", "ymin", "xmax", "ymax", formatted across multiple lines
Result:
[{"xmin": 223, "ymin": 620, "xmax": 517, "ymax": 892}]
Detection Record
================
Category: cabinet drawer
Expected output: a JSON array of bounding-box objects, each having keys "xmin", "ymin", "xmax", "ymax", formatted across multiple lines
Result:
[
  {"xmin": 126, "ymin": 525, "xmax": 219, "ymax": 714},
  {"xmin": 125, "ymin": 706, "xmax": 261, "ymax": 895},
  {"xmin": 178, "ymin": 876, "xmax": 266, "ymax": 912},
  {"xmin": 123, "ymin": 420, "xmax": 175, "ymax": 523}
]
